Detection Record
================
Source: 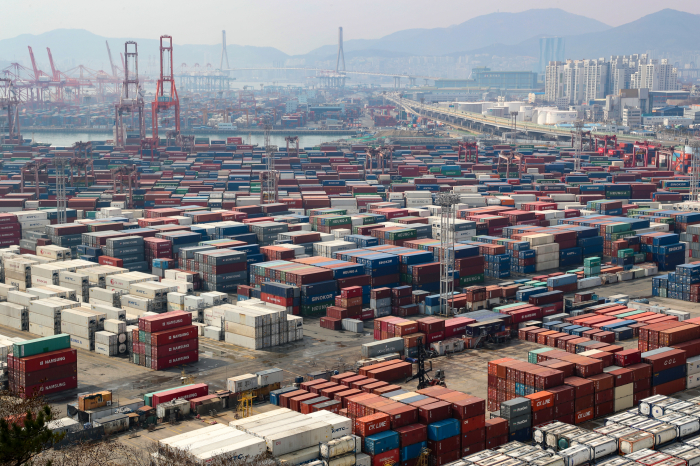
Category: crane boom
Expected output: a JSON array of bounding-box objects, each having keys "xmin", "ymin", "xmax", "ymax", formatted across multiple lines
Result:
[
  {"xmin": 27, "ymin": 46, "xmax": 42, "ymax": 80},
  {"xmin": 46, "ymin": 48, "xmax": 59, "ymax": 81},
  {"xmin": 106, "ymin": 41, "xmax": 117, "ymax": 77}
]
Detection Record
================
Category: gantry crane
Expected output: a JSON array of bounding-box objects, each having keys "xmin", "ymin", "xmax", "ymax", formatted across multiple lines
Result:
[
  {"xmin": 0, "ymin": 79, "xmax": 21, "ymax": 144},
  {"xmin": 285, "ymin": 136, "xmax": 299, "ymax": 156},
  {"xmin": 111, "ymin": 165, "xmax": 139, "ymax": 209},
  {"xmin": 114, "ymin": 41, "xmax": 145, "ymax": 148},
  {"xmin": 151, "ymin": 35, "xmax": 180, "ymax": 147},
  {"xmin": 20, "ymin": 159, "xmax": 50, "ymax": 199},
  {"xmin": 458, "ymin": 141, "xmax": 478, "ymax": 163}
]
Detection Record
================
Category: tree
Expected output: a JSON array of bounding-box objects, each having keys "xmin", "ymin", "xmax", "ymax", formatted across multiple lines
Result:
[{"xmin": 0, "ymin": 389, "xmax": 65, "ymax": 466}]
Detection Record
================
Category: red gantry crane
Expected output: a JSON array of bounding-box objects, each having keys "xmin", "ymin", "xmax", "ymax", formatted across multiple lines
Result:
[{"xmin": 151, "ymin": 35, "xmax": 180, "ymax": 147}]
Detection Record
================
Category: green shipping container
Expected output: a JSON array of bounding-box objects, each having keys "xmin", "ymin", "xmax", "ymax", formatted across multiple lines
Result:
[
  {"xmin": 528, "ymin": 348, "xmax": 554, "ymax": 364},
  {"xmin": 459, "ymin": 273, "xmax": 484, "ymax": 286},
  {"xmin": 13, "ymin": 334, "xmax": 70, "ymax": 358},
  {"xmin": 301, "ymin": 301, "xmax": 333, "ymax": 316}
]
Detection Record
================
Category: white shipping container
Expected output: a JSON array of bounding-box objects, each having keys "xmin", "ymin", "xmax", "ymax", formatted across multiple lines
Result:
[
  {"xmin": 28, "ymin": 322, "xmax": 55, "ymax": 337},
  {"xmin": 90, "ymin": 304, "xmax": 125, "ymax": 321},
  {"xmin": 307, "ymin": 411, "xmax": 353, "ymax": 438},
  {"xmin": 104, "ymin": 319, "xmax": 126, "ymax": 334},
  {"xmin": 61, "ymin": 321, "xmax": 94, "ymax": 339},
  {"xmin": 61, "ymin": 309, "xmax": 97, "ymax": 327},
  {"xmin": 30, "ymin": 313, "xmax": 59, "ymax": 328},
  {"xmin": 8, "ymin": 290, "xmax": 37, "ymax": 306},
  {"xmin": 256, "ymin": 368, "xmax": 283, "ymax": 387},
  {"xmin": 121, "ymin": 294, "xmax": 153, "ymax": 312},
  {"xmin": 95, "ymin": 331, "xmax": 118, "ymax": 346},
  {"xmin": 95, "ymin": 342, "xmax": 117, "ymax": 356},
  {"xmin": 225, "ymin": 321, "xmax": 264, "ymax": 338},
  {"xmin": 227, "ymin": 374, "xmax": 258, "ymax": 393},
  {"xmin": 266, "ymin": 422, "xmax": 333, "ymax": 456},
  {"xmin": 195, "ymin": 435, "xmax": 266, "ymax": 463}
]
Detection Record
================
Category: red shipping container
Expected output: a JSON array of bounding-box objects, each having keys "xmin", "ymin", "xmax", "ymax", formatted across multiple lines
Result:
[
  {"xmin": 395, "ymin": 424, "xmax": 427, "ymax": 446},
  {"xmin": 280, "ymin": 390, "xmax": 307, "ymax": 409},
  {"xmin": 462, "ymin": 441, "xmax": 485, "ymax": 456},
  {"xmin": 575, "ymin": 394, "xmax": 594, "ymax": 412},
  {"xmin": 451, "ymin": 396, "xmax": 485, "ymax": 419},
  {"xmin": 532, "ymin": 407, "xmax": 554, "ymax": 425},
  {"xmin": 457, "ymin": 414, "xmax": 484, "ymax": 433},
  {"xmin": 554, "ymin": 401, "xmax": 574, "ymax": 418},
  {"xmin": 564, "ymin": 377, "xmax": 594, "ymax": 397},
  {"xmin": 425, "ymin": 331, "xmax": 445, "ymax": 344},
  {"xmin": 15, "ymin": 364, "xmax": 77, "ymax": 386},
  {"xmin": 608, "ymin": 368, "xmax": 634, "ymax": 387},
  {"xmin": 595, "ymin": 389, "xmax": 613, "ymax": 404},
  {"xmin": 301, "ymin": 379, "xmax": 328, "ymax": 390},
  {"xmin": 574, "ymin": 407, "xmax": 594, "ymax": 424},
  {"xmin": 355, "ymin": 413, "xmax": 391, "ymax": 437},
  {"xmin": 300, "ymin": 397, "xmax": 330, "ymax": 414},
  {"xmin": 615, "ymin": 349, "xmax": 642, "ymax": 367},
  {"xmin": 587, "ymin": 373, "xmax": 614, "ymax": 392},
  {"xmin": 525, "ymin": 391, "xmax": 554, "ymax": 411},
  {"xmin": 634, "ymin": 379, "xmax": 651, "ymax": 392},
  {"xmin": 644, "ymin": 349, "xmax": 687, "ymax": 372},
  {"xmin": 151, "ymin": 349, "xmax": 199, "ymax": 371},
  {"xmin": 19, "ymin": 375, "xmax": 77, "ymax": 399},
  {"xmin": 486, "ymin": 435, "xmax": 507, "ymax": 449},
  {"xmin": 595, "ymin": 401, "xmax": 614, "ymax": 418},
  {"xmin": 15, "ymin": 348, "xmax": 76, "ymax": 373},
  {"xmin": 485, "ymin": 418, "xmax": 508, "ymax": 439},
  {"xmin": 652, "ymin": 378, "xmax": 686, "ymax": 396},
  {"xmin": 379, "ymin": 403, "xmax": 419, "ymax": 429},
  {"xmin": 98, "ymin": 255, "xmax": 123, "ymax": 267},
  {"xmin": 151, "ymin": 338, "xmax": 198, "ymax": 359},
  {"xmin": 634, "ymin": 390, "xmax": 651, "ymax": 404},
  {"xmin": 139, "ymin": 311, "xmax": 192, "ymax": 332},
  {"xmin": 432, "ymin": 450, "xmax": 460, "ymax": 466},
  {"xmin": 369, "ymin": 363, "xmax": 412, "ymax": 382},
  {"xmin": 150, "ymin": 326, "xmax": 199, "ymax": 346},
  {"xmin": 290, "ymin": 393, "xmax": 320, "ymax": 412},
  {"xmin": 547, "ymin": 385, "xmax": 575, "ymax": 404},
  {"xmin": 150, "ymin": 383, "xmax": 208, "ymax": 409},
  {"xmin": 418, "ymin": 401, "xmax": 451, "ymax": 424},
  {"xmin": 461, "ymin": 429, "xmax": 485, "ymax": 447},
  {"xmin": 370, "ymin": 449, "xmax": 399, "ymax": 466},
  {"xmin": 428, "ymin": 435, "xmax": 460, "ymax": 455}
]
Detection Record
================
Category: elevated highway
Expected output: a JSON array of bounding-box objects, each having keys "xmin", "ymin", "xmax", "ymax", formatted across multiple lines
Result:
[{"xmin": 387, "ymin": 96, "xmax": 687, "ymax": 146}]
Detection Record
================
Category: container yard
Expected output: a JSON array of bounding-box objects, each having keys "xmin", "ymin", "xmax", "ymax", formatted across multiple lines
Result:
[{"xmin": 6, "ymin": 57, "xmax": 700, "ymax": 462}]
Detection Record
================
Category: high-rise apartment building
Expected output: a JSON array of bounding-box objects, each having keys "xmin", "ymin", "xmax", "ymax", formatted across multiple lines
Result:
[{"xmin": 545, "ymin": 54, "xmax": 678, "ymax": 106}]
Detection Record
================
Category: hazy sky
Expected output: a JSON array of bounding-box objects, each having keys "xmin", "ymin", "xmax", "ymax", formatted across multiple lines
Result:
[{"xmin": 6, "ymin": 0, "xmax": 700, "ymax": 55}]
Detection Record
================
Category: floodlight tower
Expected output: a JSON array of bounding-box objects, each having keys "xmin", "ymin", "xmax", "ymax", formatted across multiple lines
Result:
[
  {"xmin": 260, "ymin": 124, "xmax": 279, "ymax": 203},
  {"xmin": 690, "ymin": 139, "xmax": 700, "ymax": 202},
  {"xmin": 573, "ymin": 120, "xmax": 584, "ymax": 172},
  {"xmin": 436, "ymin": 193, "xmax": 461, "ymax": 316}
]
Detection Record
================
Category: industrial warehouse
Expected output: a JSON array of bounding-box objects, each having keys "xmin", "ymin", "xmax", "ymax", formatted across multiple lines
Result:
[{"xmin": 6, "ymin": 3, "xmax": 700, "ymax": 466}]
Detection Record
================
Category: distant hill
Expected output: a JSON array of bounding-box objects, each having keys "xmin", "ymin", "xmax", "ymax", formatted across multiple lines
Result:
[
  {"xmin": 304, "ymin": 9, "xmax": 611, "ymax": 58},
  {"xmin": 0, "ymin": 29, "xmax": 289, "ymax": 72},
  {"xmin": 564, "ymin": 9, "xmax": 700, "ymax": 57}
]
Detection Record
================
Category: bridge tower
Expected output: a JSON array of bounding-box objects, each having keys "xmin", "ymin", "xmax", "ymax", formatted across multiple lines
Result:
[
  {"xmin": 220, "ymin": 30, "xmax": 230, "ymax": 69},
  {"xmin": 336, "ymin": 27, "xmax": 345, "ymax": 72}
]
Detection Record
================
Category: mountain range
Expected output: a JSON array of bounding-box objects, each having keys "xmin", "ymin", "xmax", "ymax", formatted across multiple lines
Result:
[{"xmin": 0, "ymin": 8, "xmax": 697, "ymax": 72}]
